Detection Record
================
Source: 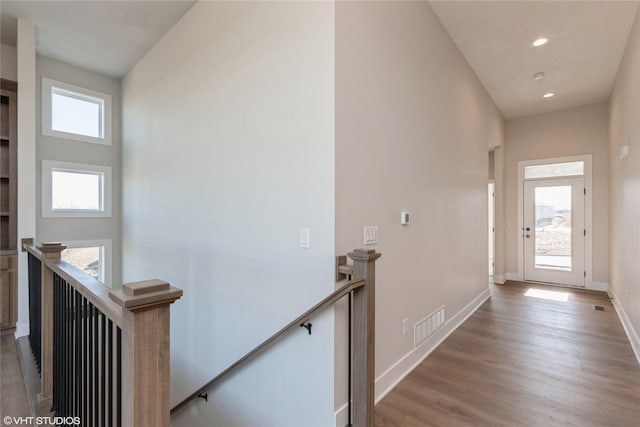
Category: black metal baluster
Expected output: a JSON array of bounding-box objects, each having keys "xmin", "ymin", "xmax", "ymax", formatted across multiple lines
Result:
[
  {"xmin": 63, "ymin": 279, "xmax": 69, "ymax": 417},
  {"xmin": 100, "ymin": 313, "xmax": 106, "ymax": 427},
  {"xmin": 60, "ymin": 278, "xmax": 65, "ymax": 417},
  {"xmin": 108, "ymin": 319, "xmax": 113, "ymax": 426},
  {"xmin": 88, "ymin": 304, "xmax": 94, "ymax": 426},
  {"xmin": 81, "ymin": 296, "xmax": 87, "ymax": 425},
  {"xmin": 116, "ymin": 327, "xmax": 121, "ymax": 427},
  {"xmin": 94, "ymin": 307, "xmax": 99, "ymax": 427},
  {"xmin": 74, "ymin": 290, "xmax": 78, "ymax": 420},
  {"xmin": 27, "ymin": 254, "xmax": 42, "ymax": 373},
  {"xmin": 67, "ymin": 281, "xmax": 72, "ymax": 418}
]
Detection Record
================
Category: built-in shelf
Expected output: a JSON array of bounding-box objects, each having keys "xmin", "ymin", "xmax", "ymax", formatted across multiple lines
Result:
[{"xmin": 1, "ymin": 84, "xmax": 18, "ymax": 330}]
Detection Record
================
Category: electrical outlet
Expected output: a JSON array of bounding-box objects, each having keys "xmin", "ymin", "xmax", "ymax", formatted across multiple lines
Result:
[{"xmin": 402, "ymin": 318, "xmax": 408, "ymax": 335}]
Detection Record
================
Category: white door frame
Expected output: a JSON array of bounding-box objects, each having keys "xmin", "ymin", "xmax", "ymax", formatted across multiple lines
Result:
[
  {"xmin": 489, "ymin": 181, "xmax": 495, "ymax": 277},
  {"xmin": 516, "ymin": 155, "xmax": 594, "ymax": 289}
]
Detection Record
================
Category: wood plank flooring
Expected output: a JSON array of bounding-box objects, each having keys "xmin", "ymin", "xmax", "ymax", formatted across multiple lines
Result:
[
  {"xmin": 375, "ymin": 281, "xmax": 640, "ymax": 427},
  {"xmin": 0, "ymin": 334, "xmax": 32, "ymax": 421}
]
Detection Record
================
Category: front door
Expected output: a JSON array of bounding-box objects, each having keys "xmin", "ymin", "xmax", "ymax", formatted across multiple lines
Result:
[{"xmin": 523, "ymin": 177, "xmax": 585, "ymax": 287}]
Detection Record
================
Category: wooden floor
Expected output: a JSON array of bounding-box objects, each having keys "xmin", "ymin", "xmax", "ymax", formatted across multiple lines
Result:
[
  {"xmin": 375, "ymin": 281, "xmax": 640, "ymax": 427},
  {"xmin": 0, "ymin": 334, "xmax": 32, "ymax": 421}
]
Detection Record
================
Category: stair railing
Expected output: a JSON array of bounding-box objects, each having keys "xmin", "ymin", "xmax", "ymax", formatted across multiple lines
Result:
[{"xmin": 23, "ymin": 238, "xmax": 183, "ymax": 427}]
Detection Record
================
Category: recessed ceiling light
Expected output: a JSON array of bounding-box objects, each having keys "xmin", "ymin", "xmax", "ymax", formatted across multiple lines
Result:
[
  {"xmin": 532, "ymin": 37, "xmax": 549, "ymax": 47},
  {"xmin": 543, "ymin": 92, "xmax": 555, "ymax": 98},
  {"xmin": 533, "ymin": 72, "xmax": 545, "ymax": 80}
]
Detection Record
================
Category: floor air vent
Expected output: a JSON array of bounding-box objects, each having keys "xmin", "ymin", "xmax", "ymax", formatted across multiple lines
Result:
[{"xmin": 593, "ymin": 305, "xmax": 605, "ymax": 311}]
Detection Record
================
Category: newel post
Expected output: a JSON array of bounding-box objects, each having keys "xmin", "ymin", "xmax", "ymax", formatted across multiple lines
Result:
[
  {"xmin": 109, "ymin": 279, "xmax": 183, "ymax": 427},
  {"xmin": 38, "ymin": 242, "xmax": 66, "ymax": 406},
  {"xmin": 349, "ymin": 248, "xmax": 381, "ymax": 427}
]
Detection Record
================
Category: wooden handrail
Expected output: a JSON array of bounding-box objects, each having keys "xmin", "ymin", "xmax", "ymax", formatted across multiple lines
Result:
[
  {"xmin": 170, "ymin": 278, "xmax": 366, "ymax": 416},
  {"xmin": 48, "ymin": 259, "xmax": 124, "ymax": 327},
  {"xmin": 23, "ymin": 241, "xmax": 42, "ymax": 260}
]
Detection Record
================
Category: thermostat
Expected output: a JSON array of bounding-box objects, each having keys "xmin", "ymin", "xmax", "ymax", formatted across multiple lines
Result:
[{"xmin": 401, "ymin": 212, "xmax": 410, "ymax": 225}]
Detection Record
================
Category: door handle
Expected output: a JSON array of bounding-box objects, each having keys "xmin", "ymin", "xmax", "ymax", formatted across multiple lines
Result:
[
  {"xmin": 525, "ymin": 234, "xmax": 531, "ymax": 238},
  {"xmin": 525, "ymin": 227, "xmax": 530, "ymax": 231}
]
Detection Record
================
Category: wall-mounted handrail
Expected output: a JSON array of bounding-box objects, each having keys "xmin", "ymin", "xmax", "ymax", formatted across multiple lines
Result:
[
  {"xmin": 170, "ymin": 278, "xmax": 366, "ymax": 416},
  {"xmin": 172, "ymin": 248, "xmax": 381, "ymax": 427}
]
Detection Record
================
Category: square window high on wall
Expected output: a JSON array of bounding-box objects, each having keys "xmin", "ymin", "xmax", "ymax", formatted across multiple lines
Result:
[
  {"xmin": 42, "ymin": 160, "xmax": 112, "ymax": 218},
  {"xmin": 42, "ymin": 77, "xmax": 112, "ymax": 145}
]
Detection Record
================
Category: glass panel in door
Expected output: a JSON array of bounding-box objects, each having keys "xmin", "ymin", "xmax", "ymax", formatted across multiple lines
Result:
[{"xmin": 534, "ymin": 185, "xmax": 571, "ymax": 271}]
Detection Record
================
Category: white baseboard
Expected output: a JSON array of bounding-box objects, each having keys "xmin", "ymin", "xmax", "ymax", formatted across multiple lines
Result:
[
  {"xmin": 334, "ymin": 402, "xmax": 348, "ymax": 427},
  {"xmin": 379, "ymin": 288, "xmax": 490, "ymax": 400},
  {"xmin": 608, "ymin": 289, "xmax": 640, "ymax": 366},
  {"xmin": 493, "ymin": 274, "xmax": 505, "ymax": 284},
  {"xmin": 15, "ymin": 322, "xmax": 29, "ymax": 338},
  {"xmin": 506, "ymin": 272, "xmax": 522, "ymax": 281},
  {"xmin": 587, "ymin": 281, "xmax": 608, "ymax": 292},
  {"xmin": 334, "ymin": 287, "xmax": 490, "ymax": 426}
]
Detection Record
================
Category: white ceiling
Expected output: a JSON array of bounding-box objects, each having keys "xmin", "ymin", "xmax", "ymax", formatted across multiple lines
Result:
[
  {"xmin": 430, "ymin": 1, "xmax": 640, "ymax": 119},
  {"xmin": 0, "ymin": 0, "xmax": 196, "ymax": 78}
]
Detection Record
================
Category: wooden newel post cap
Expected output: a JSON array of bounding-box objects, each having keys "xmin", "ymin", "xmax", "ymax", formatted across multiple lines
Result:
[
  {"xmin": 348, "ymin": 248, "xmax": 382, "ymax": 262},
  {"xmin": 38, "ymin": 242, "xmax": 67, "ymax": 253},
  {"xmin": 109, "ymin": 279, "xmax": 183, "ymax": 312}
]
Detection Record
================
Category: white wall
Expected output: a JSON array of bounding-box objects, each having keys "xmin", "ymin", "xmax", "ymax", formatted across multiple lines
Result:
[
  {"xmin": 609, "ymin": 8, "xmax": 640, "ymax": 361},
  {"xmin": 1, "ymin": 43, "xmax": 17, "ymax": 81},
  {"xmin": 504, "ymin": 103, "xmax": 609, "ymax": 286},
  {"xmin": 334, "ymin": 1, "xmax": 504, "ymax": 419},
  {"xmin": 36, "ymin": 56, "xmax": 122, "ymax": 287},
  {"xmin": 15, "ymin": 19, "xmax": 37, "ymax": 338},
  {"xmin": 122, "ymin": 2, "xmax": 335, "ymax": 426}
]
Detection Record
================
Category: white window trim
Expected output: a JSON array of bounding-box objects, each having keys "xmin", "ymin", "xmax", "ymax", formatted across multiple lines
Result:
[
  {"xmin": 62, "ymin": 239, "xmax": 112, "ymax": 287},
  {"xmin": 42, "ymin": 77, "xmax": 112, "ymax": 145},
  {"xmin": 42, "ymin": 160, "xmax": 112, "ymax": 218},
  {"xmin": 516, "ymin": 155, "xmax": 595, "ymax": 290}
]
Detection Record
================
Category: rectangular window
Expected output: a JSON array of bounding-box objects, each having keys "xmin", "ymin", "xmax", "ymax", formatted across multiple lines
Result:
[
  {"xmin": 42, "ymin": 77, "xmax": 112, "ymax": 145},
  {"xmin": 524, "ymin": 161, "xmax": 584, "ymax": 180},
  {"xmin": 52, "ymin": 170, "xmax": 102, "ymax": 210},
  {"xmin": 61, "ymin": 239, "xmax": 112, "ymax": 286},
  {"xmin": 42, "ymin": 160, "xmax": 112, "ymax": 218}
]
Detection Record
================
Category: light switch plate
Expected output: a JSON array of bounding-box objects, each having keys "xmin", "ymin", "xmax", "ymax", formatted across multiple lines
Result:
[
  {"xmin": 363, "ymin": 226, "xmax": 378, "ymax": 245},
  {"xmin": 300, "ymin": 228, "xmax": 310, "ymax": 248}
]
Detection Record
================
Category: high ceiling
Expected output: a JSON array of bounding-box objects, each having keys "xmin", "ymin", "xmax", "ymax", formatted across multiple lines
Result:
[
  {"xmin": 0, "ymin": 0, "xmax": 196, "ymax": 78},
  {"xmin": 1, "ymin": 1, "xmax": 639, "ymax": 117},
  {"xmin": 430, "ymin": 1, "xmax": 640, "ymax": 119}
]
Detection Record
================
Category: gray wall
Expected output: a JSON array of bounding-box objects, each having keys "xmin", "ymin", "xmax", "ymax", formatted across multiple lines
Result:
[
  {"xmin": 121, "ymin": 2, "xmax": 335, "ymax": 426},
  {"xmin": 609, "ymin": 8, "xmax": 640, "ymax": 356},
  {"xmin": 334, "ymin": 1, "xmax": 505, "ymax": 417},
  {"xmin": 36, "ymin": 55, "xmax": 121, "ymax": 287}
]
